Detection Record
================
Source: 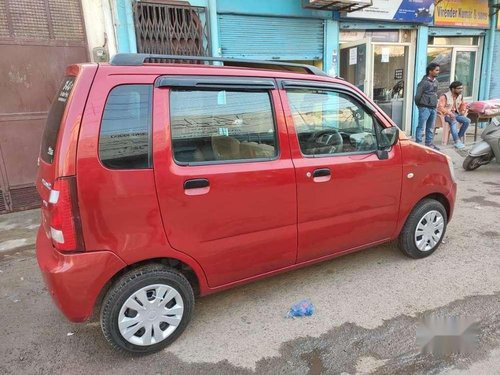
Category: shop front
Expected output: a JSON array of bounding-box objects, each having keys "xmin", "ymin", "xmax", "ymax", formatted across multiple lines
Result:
[
  {"xmin": 428, "ymin": 0, "xmax": 490, "ymax": 100},
  {"xmin": 109, "ymin": 0, "xmax": 496, "ymax": 136},
  {"xmin": 215, "ymin": 0, "xmax": 336, "ymax": 70},
  {"xmin": 338, "ymin": 0, "xmax": 494, "ymax": 135},
  {"xmin": 337, "ymin": 0, "xmax": 434, "ymax": 133},
  {"xmin": 339, "ymin": 28, "xmax": 417, "ymax": 132},
  {"xmin": 110, "ymin": 0, "xmax": 343, "ymax": 75}
]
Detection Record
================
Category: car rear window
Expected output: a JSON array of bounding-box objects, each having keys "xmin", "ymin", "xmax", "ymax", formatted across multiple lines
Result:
[
  {"xmin": 40, "ymin": 76, "xmax": 75, "ymax": 163},
  {"xmin": 99, "ymin": 84, "xmax": 153, "ymax": 169}
]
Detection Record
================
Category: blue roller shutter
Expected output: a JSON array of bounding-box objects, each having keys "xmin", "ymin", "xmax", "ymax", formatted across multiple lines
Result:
[{"xmin": 218, "ymin": 14, "xmax": 324, "ymax": 61}]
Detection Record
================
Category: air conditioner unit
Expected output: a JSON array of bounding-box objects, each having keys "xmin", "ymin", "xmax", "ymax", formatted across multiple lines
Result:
[{"xmin": 303, "ymin": 0, "xmax": 372, "ymax": 12}]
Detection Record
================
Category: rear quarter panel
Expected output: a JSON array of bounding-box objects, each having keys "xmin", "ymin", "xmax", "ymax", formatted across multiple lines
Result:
[
  {"xmin": 76, "ymin": 67, "xmax": 210, "ymax": 293},
  {"xmin": 55, "ymin": 65, "xmax": 98, "ymax": 177},
  {"xmin": 36, "ymin": 64, "xmax": 98, "ymax": 239}
]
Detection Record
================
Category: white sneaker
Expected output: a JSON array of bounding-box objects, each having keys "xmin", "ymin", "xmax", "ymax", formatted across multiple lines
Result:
[{"xmin": 454, "ymin": 141, "xmax": 465, "ymax": 149}]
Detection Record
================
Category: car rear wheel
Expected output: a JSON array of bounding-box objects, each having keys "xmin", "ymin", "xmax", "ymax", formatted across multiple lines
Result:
[
  {"xmin": 398, "ymin": 199, "xmax": 447, "ymax": 259},
  {"xmin": 100, "ymin": 264, "xmax": 194, "ymax": 354}
]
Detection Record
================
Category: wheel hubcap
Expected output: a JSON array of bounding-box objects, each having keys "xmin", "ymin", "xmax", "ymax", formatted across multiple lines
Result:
[
  {"xmin": 118, "ymin": 284, "xmax": 184, "ymax": 346},
  {"xmin": 414, "ymin": 210, "xmax": 444, "ymax": 252}
]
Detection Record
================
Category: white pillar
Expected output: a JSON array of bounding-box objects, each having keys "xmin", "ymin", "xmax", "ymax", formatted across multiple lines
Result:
[{"xmin": 81, "ymin": 0, "xmax": 117, "ymax": 62}]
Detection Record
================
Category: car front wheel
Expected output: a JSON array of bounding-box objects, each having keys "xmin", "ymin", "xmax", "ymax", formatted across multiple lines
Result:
[{"xmin": 398, "ymin": 199, "xmax": 448, "ymax": 259}]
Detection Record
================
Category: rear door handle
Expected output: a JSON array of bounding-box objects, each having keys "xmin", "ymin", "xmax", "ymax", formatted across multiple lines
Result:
[
  {"xmin": 184, "ymin": 178, "xmax": 209, "ymax": 190},
  {"xmin": 312, "ymin": 168, "xmax": 331, "ymax": 178}
]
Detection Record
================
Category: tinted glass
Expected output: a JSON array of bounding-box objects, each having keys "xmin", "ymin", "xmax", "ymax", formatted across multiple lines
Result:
[
  {"xmin": 170, "ymin": 90, "xmax": 277, "ymax": 163},
  {"xmin": 99, "ymin": 85, "xmax": 152, "ymax": 169},
  {"xmin": 287, "ymin": 89, "xmax": 377, "ymax": 156},
  {"xmin": 40, "ymin": 76, "xmax": 75, "ymax": 163}
]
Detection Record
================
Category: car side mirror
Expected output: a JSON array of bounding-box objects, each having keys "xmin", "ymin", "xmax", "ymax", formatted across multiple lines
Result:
[{"xmin": 379, "ymin": 127, "xmax": 399, "ymax": 149}]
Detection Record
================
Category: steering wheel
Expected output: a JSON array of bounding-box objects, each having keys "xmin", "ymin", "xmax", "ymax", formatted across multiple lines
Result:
[{"xmin": 307, "ymin": 128, "xmax": 343, "ymax": 154}]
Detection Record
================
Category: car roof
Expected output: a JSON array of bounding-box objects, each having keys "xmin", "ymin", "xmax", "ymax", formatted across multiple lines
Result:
[{"xmin": 96, "ymin": 62, "xmax": 346, "ymax": 85}]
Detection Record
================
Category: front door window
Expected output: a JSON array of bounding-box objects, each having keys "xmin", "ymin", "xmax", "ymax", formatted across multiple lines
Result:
[{"xmin": 287, "ymin": 89, "xmax": 378, "ymax": 156}]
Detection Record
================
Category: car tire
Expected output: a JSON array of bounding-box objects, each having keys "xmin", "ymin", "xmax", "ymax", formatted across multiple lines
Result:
[
  {"xmin": 100, "ymin": 264, "xmax": 194, "ymax": 354},
  {"xmin": 398, "ymin": 199, "xmax": 447, "ymax": 259}
]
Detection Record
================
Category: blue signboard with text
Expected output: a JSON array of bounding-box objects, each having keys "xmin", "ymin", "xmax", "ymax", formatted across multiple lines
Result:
[{"xmin": 346, "ymin": 0, "xmax": 435, "ymax": 23}]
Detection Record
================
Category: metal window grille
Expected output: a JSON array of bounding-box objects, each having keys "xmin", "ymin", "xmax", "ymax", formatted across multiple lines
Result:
[
  {"xmin": 10, "ymin": 185, "xmax": 40, "ymax": 211},
  {"xmin": 0, "ymin": 0, "xmax": 85, "ymax": 42},
  {"xmin": 0, "ymin": 189, "xmax": 7, "ymax": 213},
  {"xmin": 133, "ymin": 1, "xmax": 210, "ymax": 57}
]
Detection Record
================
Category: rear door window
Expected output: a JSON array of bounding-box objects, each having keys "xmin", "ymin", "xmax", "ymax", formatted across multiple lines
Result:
[
  {"xmin": 170, "ymin": 90, "xmax": 278, "ymax": 164},
  {"xmin": 99, "ymin": 85, "xmax": 153, "ymax": 169},
  {"xmin": 40, "ymin": 77, "xmax": 75, "ymax": 163}
]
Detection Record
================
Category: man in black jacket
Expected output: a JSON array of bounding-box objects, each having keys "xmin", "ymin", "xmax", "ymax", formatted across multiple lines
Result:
[{"xmin": 415, "ymin": 63, "xmax": 440, "ymax": 150}]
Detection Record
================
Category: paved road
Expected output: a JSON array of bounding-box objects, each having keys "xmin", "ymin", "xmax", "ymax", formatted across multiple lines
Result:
[{"xmin": 1, "ymin": 147, "xmax": 499, "ymax": 374}]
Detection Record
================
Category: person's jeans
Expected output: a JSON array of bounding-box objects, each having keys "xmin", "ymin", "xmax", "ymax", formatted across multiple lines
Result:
[
  {"xmin": 416, "ymin": 107, "xmax": 437, "ymax": 145},
  {"xmin": 444, "ymin": 113, "xmax": 470, "ymax": 142}
]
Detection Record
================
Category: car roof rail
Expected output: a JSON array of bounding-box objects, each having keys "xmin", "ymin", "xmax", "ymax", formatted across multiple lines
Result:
[{"xmin": 109, "ymin": 53, "xmax": 330, "ymax": 77}]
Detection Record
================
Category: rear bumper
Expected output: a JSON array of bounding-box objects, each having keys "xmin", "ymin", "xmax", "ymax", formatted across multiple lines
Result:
[{"xmin": 36, "ymin": 228, "xmax": 126, "ymax": 322}]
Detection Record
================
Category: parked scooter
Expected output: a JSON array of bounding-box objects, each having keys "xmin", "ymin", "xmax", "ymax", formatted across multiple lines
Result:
[{"xmin": 463, "ymin": 117, "xmax": 500, "ymax": 171}]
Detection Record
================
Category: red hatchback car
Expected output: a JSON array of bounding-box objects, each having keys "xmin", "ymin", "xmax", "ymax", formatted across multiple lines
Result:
[{"xmin": 36, "ymin": 54, "xmax": 456, "ymax": 354}]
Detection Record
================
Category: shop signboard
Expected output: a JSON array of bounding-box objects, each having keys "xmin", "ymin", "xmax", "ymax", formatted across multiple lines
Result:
[
  {"xmin": 345, "ymin": 0, "xmax": 434, "ymax": 23},
  {"xmin": 434, "ymin": 0, "xmax": 489, "ymax": 28},
  {"xmin": 304, "ymin": 0, "xmax": 372, "ymax": 10}
]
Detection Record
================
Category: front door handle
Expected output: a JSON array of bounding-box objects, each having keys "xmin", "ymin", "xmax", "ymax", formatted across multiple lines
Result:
[
  {"xmin": 312, "ymin": 168, "xmax": 331, "ymax": 178},
  {"xmin": 184, "ymin": 178, "xmax": 209, "ymax": 190}
]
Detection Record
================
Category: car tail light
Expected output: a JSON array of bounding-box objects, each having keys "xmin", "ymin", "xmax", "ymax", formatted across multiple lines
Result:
[{"xmin": 48, "ymin": 176, "xmax": 84, "ymax": 252}]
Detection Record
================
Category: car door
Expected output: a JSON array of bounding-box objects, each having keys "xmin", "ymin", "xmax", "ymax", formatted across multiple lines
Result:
[
  {"xmin": 279, "ymin": 80, "xmax": 403, "ymax": 263},
  {"xmin": 153, "ymin": 76, "xmax": 297, "ymax": 287}
]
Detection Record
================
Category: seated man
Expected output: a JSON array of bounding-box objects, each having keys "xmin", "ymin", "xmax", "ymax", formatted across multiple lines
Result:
[{"xmin": 438, "ymin": 81, "xmax": 471, "ymax": 149}]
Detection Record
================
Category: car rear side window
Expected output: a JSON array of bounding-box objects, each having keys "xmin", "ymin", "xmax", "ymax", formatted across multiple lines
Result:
[
  {"xmin": 170, "ymin": 90, "xmax": 278, "ymax": 164},
  {"xmin": 99, "ymin": 85, "xmax": 153, "ymax": 169},
  {"xmin": 40, "ymin": 76, "xmax": 75, "ymax": 163}
]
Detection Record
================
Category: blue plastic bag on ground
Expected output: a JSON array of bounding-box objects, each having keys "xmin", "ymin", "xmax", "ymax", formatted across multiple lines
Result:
[{"xmin": 286, "ymin": 299, "xmax": 314, "ymax": 318}]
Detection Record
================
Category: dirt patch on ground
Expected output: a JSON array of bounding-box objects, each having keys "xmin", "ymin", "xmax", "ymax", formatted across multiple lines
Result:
[{"xmin": 461, "ymin": 196, "xmax": 500, "ymax": 208}]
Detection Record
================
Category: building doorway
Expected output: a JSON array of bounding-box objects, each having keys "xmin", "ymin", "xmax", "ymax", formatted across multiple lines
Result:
[
  {"xmin": 427, "ymin": 36, "xmax": 482, "ymax": 100},
  {"xmin": 340, "ymin": 30, "xmax": 416, "ymax": 132}
]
